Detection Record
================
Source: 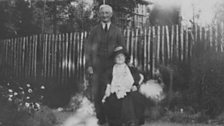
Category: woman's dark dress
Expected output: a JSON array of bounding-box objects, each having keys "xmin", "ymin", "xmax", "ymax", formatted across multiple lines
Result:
[{"xmin": 103, "ymin": 66, "xmax": 146, "ymax": 126}]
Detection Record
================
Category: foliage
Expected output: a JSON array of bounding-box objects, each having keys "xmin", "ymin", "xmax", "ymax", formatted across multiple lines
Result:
[
  {"xmin": 187, "ymin": 42, "xmax": 224, "ymax": 117},
  {"xmin": 0, "ymin": 81, "xmax": 45, "ymax": 113},
  {"xmin": 0, "ymin": 81, "xmax": 57, "ymax": 126},
  {"xmin": 95, "ymin": 0, "xmax": 148, "ymax": 28},
  {"xmin": 0, "ymin": 0, "xmax": 96, "ymax": 39},
  {"xmin": 214, "ymin": 1, "xmax": 224, "ymax": 23},
  {"xmin": 59, "ymin": 0, "xmax": 97, "ymax": 32}
]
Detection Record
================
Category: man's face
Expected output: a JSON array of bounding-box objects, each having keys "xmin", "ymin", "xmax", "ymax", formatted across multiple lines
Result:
[{"xmin": 99, "ymin": 7, "xmax": 112, "ymax": 23}]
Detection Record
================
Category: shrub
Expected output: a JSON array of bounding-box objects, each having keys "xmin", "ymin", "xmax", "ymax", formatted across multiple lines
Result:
[
  {"xmin": 0, "ymin": 81, "xmax": 57, "ymax": 126},
  {"xmin": 188, "ymin": 42, "xmax": 224, "ymax": 117}
]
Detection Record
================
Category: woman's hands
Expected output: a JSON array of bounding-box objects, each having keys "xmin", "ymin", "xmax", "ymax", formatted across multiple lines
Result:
[
  {"xmin": 102, "ymin": 84, "xmax": 111, "ymax": 103},
  {"xmin": 131, "ymin": 85, "xmax": 137, "ymax": 91}
]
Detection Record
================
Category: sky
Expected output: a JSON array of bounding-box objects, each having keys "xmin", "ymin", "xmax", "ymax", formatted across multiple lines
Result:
[{"xmin": 146, "ymin": 0, "xmax": 223, "ymax": 26}]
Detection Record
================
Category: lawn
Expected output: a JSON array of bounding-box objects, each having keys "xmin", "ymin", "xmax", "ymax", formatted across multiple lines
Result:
[{"xmin": 53, "ymin": 110, "xmax": 223, "ymax": 126}]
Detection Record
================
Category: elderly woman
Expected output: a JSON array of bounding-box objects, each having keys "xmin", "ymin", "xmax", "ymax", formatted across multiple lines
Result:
[{"xmin": 102, "ymin": 46, "xmax": 145, "ymax": 126}]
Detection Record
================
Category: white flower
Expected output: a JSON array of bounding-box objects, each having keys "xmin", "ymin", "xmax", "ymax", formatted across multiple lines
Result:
[
  {"xmin": 7, "ymin": 83, "xmax": 10, "ymax": 86},
  {"xmin": 26, "ymin": 84, "xmax": 31, "ymax": 87},
  {"xmin": 57, "ymin": 107, "xmax": 63, "ymax": 112},
  {"xmin": 40, "ymin": 86, "xmax": 45, "ymax": 89},
  {"xmin": 28, "ymin": 89, "xmax": 32, "ymax": 93},
  {"xmin": 8, "ymin": 98, "xmax": 12, "ymax": 101},
  {"xmin": 25, "ymin": 102, "xmax": 30, "ymax": 108},
  {"xmin": 35, "ymin": 103, "xmax": 40, "ymax": 109},
  {"xmin": 21, "ymin": 91, "xmax": 25, "ymax": 94},
  {"xmin": 8, "ymin": 89, "xmax": 13, "ymax": 93},
  {"xmin": 14, "ymin": 92, "xmax": 18, "ymax": 96},
  {"xmin": 9, "ymin": 95, "xmax": 13, "ymax": 98},
  {"xmin": 180, "ymin": 108, "xmax": 184, "ymax": 113},
  {"xmin": 26, "ymin": 96, "xmax": 30, "ymax": 99},
  {"xmin": 19, "ymin": 87, "xmax": 23, "ymax": 90}
]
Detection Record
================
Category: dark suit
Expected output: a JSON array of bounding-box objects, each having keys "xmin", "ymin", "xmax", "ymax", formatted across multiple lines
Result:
[{"xmin": 85, "ymin": 23, "xmax": 125, "ymax": 124}]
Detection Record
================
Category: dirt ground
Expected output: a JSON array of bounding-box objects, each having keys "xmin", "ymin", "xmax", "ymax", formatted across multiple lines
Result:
[{"xmin": 53, "ymin": 111, "xmax": 222, "ymax": 126}]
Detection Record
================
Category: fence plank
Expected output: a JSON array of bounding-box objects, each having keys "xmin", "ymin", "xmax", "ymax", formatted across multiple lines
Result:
[
  {"xmin": 185, "ymin": 29, "xmax": 189, "ymax": 61},
  {"xmin": 73, "ymin": 33, "xmax": 77, "ymax": 79},
  {"xmin": 157, "ymin": 26, "xmax": 161, "ymax": 64},
  {"xmin": 22, "ymin": 37, "xmax": 26, "ymax": 78},
  {"xmin": 180, "ymin": 26, "xmax": 184, "ymax": 61},
  {"xmin": 166, "ymin": 26, "xmax": 170, "ymax": 64},
  {"xmin": 81, "ymin": 32, "xmax": 85, "ymax": 82},
  {"xmin": 68, "ymin": 33, "xmax": 73, "ymax": 78},
  {"xmin": 152, "ymin": 26, "xmax": 156, "ymax": 74},
  {"xmin": 34, "ymin": 35, "xmax": 38, "ymax": 78},
  {"xmin": 215, "ymin": 24, "xmax": 218, "ymax": 51},
  {"xmin": 77, "ymin": 33, "xmax": 80, "ymax": 80},
  {"xmin": 205, "ymin": 27, "xmax": 208, "ymax": 49},
  {"xmin": 194, "ymin": 25, "xmax": 198, "ymax": 44},
  {"xmin": 130, "ymin": 30, "xmax": 134, "ymax": 65},
  {"xmin": 161, "ymin": 26, "xmax": 165, "ymax": 64},
  {"xmin": 176, "ymin": 25, "xmax": 179, "ymax": 60},
  {"xmin": 4, "ymin": 40, "xmax": 7, "ymax": 76},
  {"xmin": 62, "ymin": 34, "xmax": 66, "ymax": 84},
  {"xmin": 148, "ymin": 27, "xmax": 152, "ymax": 73},
  {"xmin": 143, "ymin": 28, "xmax": 147, "ymax": 71},
  {"xmin": 58, "ymin": 34, "xmax": 62, "ymax": 82},
  {"xmin": 65, "ymin": 33, "xmax": 69, "ymax": 81},
  {"xmin": 209, "ymin": 26, "xmax": 213, "ymax": 47},
  {"xmin": 171, "ymin": 25, "xmax": 174, "ymax": 61},
  {"xmin": 53, "ymin": 34, "xmax": 58, "ymax": 78},
  {"xmin": 28, "ymin": 36, "xmax": 32, "ymax": 78},
  {"xmin": 221, "ymin": 23, "xmax": 224, "ymax": 52},
  {"xmin": 134, "ymin": 29, "xmax": 139, "ymax": 66},
  {"xmin": 126, "ymin": 29, "xmax": 130, "ymax": 52},
  {"xmin": 51, "ymin": 34, "xmax": 54, "ymax": 78}
]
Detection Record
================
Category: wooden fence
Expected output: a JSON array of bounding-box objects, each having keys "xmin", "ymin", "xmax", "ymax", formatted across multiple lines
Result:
[{"xmin": 0, "ymin": 24, "xmax": 224, "ymax": 86}]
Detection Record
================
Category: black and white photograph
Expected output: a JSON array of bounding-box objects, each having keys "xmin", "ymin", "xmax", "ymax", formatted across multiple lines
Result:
[{"xmin": 0, "ymin": 0, "xmax": 224, "ymax": 126}]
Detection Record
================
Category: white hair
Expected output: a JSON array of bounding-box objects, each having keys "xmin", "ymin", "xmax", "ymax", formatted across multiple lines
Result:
[{"xmin": 99, "ymin": 4, "xmax": 113, "ymax": 13}]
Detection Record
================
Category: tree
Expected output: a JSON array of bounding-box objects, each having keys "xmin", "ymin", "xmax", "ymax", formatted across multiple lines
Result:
[
  {"xmin": 0, "ymin": 1, "xmax": 16, "ymax": 39},
  {"xmin": 214, "ymin": 1, "xmax": 224, "ymax": 23},
  {"xmin": 95, "ymin": 0, "xmax": 148, "ymax": 28},
  {"xmin": 13, "ymin": 0, "xmax": 41, "ymax": 36},
  {"xmin": 59, "ymin": 0, "xmax": 97, "ymax": 32},
  {"xmin": 0, "ymin": 0, "xmax": 41, "ymax": 38}
]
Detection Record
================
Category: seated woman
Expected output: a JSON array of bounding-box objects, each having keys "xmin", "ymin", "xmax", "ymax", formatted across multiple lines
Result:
[{"xmin": 102, "ymin": 46, "xmax": 145, "ymax": 126}]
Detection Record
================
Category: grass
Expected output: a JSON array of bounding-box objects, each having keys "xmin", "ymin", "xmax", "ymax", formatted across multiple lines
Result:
[
  {"xmin": 142, "ymin": 121, "xmax": 222, "ymax": 126},
  {"xmin": 53, "ymin": 110, "xmax": 223, "ymax": 126}
]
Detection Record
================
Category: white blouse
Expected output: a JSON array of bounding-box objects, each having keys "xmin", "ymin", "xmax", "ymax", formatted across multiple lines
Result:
[{"xmin": 110, "ymin": 64, "xmax": 134, "ymax": 99}]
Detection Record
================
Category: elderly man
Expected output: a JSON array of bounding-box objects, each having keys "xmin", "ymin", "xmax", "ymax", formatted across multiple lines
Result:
[{"xmin": 85, "ymin": 4, "xmax": 125, "ymax": 125}]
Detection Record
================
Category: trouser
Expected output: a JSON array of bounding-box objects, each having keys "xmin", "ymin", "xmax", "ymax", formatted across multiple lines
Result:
[{"xmin": 92, "ymin": 56, "xmax": 113, "ymax": 124}]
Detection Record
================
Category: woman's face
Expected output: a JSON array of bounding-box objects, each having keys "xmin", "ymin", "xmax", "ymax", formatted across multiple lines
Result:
[{"xmin": 115, "ymin": 53, "xmax": 126, "ymax": 64}]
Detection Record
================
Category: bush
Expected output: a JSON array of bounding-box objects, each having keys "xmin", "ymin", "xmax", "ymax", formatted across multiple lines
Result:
[
  {"xmin": 0, "ymin": 81, "xmax": 57, "ymax": 126},
  {"xmin": 188, "ymin": 42, "xmax": 224, "ymax": 117}
]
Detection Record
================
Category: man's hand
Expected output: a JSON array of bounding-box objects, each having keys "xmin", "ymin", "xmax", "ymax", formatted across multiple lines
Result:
[{"xmin": 87, "ymin": 66, "xmax": 93, "ymax": 74}]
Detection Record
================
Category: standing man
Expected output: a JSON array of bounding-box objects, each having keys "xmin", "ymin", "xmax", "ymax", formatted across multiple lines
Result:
[{"xmin": 85, "ymin": 4, "xmax": 125, "ymax": 125}]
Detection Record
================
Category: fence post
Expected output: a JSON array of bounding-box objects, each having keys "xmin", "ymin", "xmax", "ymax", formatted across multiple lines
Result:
[{"xmin": 157, "ymin": 26, "xmax": 161, "ymax": 64}]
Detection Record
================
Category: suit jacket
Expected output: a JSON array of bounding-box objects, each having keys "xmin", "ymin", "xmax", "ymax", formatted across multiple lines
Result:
[{"xmin": 85, "ymin": 23, "xmax": 125, "ymax": 67}]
